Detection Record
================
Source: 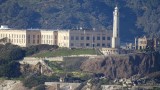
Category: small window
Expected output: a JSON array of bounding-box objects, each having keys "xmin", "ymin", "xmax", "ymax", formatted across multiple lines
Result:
[
  {"xmin": 37, "ymin": 35, "xmax": 39, "ymax": 38},
  {"xmin": 102, "ymin": 37, "xmax": 106, "ymax": 40},
  {"xmin": 107, "ymin": 44, "xmax": 111, "ymax": 47},
  {"xmin": 97, "ymin": 43, "xmax": 100, "ymax": 46},
  {"xmin": 93, "ymin": 37, "xmax": 95, "ymax": 41},
  {"xmin": 28, "ymin": 35, "xmax": 30, "ymax": 38},
  {"xmin": 102, "ymin": 43, "xmax": 106, "ymax": 47},
  {"xmin": 86, "ymin": 36, "xmax": 90, "ymax": 40},
  {"xmin": 55, "ymin": 35, "xmax": 57, "ymax": 39},
  {"xmin": 71, "ymin": 36, "xmax": 74, "ymax": 40},
  {"xmin": 71, "ymin": 43, "xmax": 74, "ymax": 46},
  {"xmin": 76, "ymin": 36, "xmax": 79, "ymax": 40},
  {"xmin": 86, "ymin": 43, "xmax": 90, "ymax": 46},
  {"xmin": 33, "ymin": 40, "xmax": 35, "ymax": 44},
  {"xmin": 107, "ymin": 37, "xmax": 110, "ymax": 40},
  {"xmin": 33, "ymin": 35, "xmax": 35, "ymax": 38},
  {"xmin": 28, "ymin": 39, "xmax": 30, "ymax": 43},
  {"xmin": 97, "ymin": 36, "xmax": 100, "ymax": 40},
  {"xmin": 80, "ymin": 43, "xmax": 84, "ymax": 46},
  {"xmin": 37, "ymin": 40, "xmax": 39, "ymax": 44},
  {"xmin": 81, "ymin": 37, "xmax": 84, "ymax": 40}
]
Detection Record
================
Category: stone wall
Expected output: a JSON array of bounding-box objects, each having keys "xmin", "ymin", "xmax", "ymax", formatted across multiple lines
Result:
[{"xmin": 45, "ymin": 82, "xmax": 80, "ymax": 90}]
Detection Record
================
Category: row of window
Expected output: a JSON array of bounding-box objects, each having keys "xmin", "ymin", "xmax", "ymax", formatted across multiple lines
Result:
[
  {"xmin": 0, "ymin": 34, "xmax": 57, "ymax": 39},
  {"xmin": 0, "ymin": 34, "xmax": 26, "ymax": 38},
  {"xmin": 70, "ymin": 36, "xmax": 111, "ymax": 40},
  {"xmin": 8, "ymin": 39, "xmax": 26, "ymax": 44},
  {"xmin": 28, "ymin": 35, "xmax": 57, "ymax": 39},
  {"xmin": 28, "ymin": 39, "xmax": 55, "ymax": 44},
  {"xmin": 70, "ymin": 43, "xmax": 110, "ymax": 47}
]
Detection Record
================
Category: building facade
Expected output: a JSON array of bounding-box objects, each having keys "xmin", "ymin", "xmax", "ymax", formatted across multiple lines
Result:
[
  {"xmin": 0, "ymin": 6, "xmax": 120, "ymax": 51},
  {"xmin": 135, "ymin": 36, "xmax": 160, "ymax": 50},
  {"xmin": 0, "ymin": 26, "xmax": 112, "ymax": 48}
]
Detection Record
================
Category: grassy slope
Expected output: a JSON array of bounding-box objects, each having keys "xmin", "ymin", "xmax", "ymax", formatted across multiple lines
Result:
[{"xmin": 33, "ymin": 48, "xmax": 98, "ymax": 57}]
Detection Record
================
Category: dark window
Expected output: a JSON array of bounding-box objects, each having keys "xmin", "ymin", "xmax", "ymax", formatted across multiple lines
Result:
[
  {"xmin": 37, "ymin": 35, "xmax": 39, "ymax": 38},
  {"xmin": 86, "ymin": 43, "xmax": 90, "ymax": 46},
  {"xmin": 86, "ymin": 36, "xmax": 90, "ymax": 40},
  {"xmin": 71, "ymin": 43, "xmax": 74, "ymax": 46},
  {"xmin": 107, "ymin": 44, "xmax": 111, "ymax": 47},
  {"xmin": 28, "ymin": 39, "xmax": 30, "ymax": 43},
  {"xmin": 28, "ymin": 35, "xmax": 30, "ymax": 38},
  {"xmin": 37, "ymin": 40, "xmax": 39, "ymax": 44},
  {"xmin": 93, "ymin": 37, "xmax": 95, "ymax": 40},
  {"xmin": 33, "ymin": 40, "xmax": 35, "ymax": 44},
  {"xmin": 33, "ymin": 35, "xmax": 35, "ymax": 38},
  {"xmin": 97, "ymin": 36, "xmax": 100, "ymax": 40},
  {"xmin": 92, "ymin": 44, "xmax": 95, "ymax": 47},
  {"xmin": 76, "ymin": 36, "xmax": 79, "ymax": 40},
  {"xmin": 102, "ymin": 37, "xmax": 106, "ymax": 40},
  {"xmin": 81, "ymin": 37, "xmax": 84, "ymax": 40},
  {"xmin": 55, "ymin": 35, "xmax": 57, "ymax": 39},
  {"xmin": 80, "ymin": 43, "xmax": 84, "ymax": 46},
  {"xmin": 107, "ymin": 37, "xmax": 110, "ymax": 40},
  {"xmin": 71, "ymin": 36, "xmax": 74, "ymax": 40},
  {"xmin": 102, "ymin": 43, "xmax": 106, "ymax": 47},
  {"xmin": 97, "ymin": 43, "xmax": 100, "ymax": 46}
]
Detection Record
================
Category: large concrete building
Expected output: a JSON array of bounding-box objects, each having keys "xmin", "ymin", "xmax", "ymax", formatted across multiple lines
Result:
[
  {"xmin": 0, "ymin": 25, "xmax": 112, "ymax": 48},
  {"xmin": 0, "ymin": 6, "xmax": 120, "ymax": 51}
]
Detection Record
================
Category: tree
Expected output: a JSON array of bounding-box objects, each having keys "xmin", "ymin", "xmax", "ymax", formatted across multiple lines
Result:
[
  {"xmin": 4, "ymin": 61, "xmax": 21, "ymax": 78},
  {"xmin": 22, "ymin": 75, "xmax": 47, "ymax": 88}
]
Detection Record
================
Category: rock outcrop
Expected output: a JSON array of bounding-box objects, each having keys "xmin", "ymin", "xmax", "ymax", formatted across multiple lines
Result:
[
  {"xmin": 81, "ymin": 52, "xmax": 160, "ymax": 79},
  {"xmin": 20, "ymin": 61, "xmax": 53, "ymax": 76},
  {"xmin": 0, "ymin": 80, "xmax": 29, "ymax": 90}
]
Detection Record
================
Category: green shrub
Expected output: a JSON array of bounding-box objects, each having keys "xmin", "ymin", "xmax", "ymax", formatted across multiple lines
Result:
[
  {"xmin": 22, "ymin": 75, "xmax": 46, "ymax": 88},
  {"xmin": 24, "ymin": 44, "xmax": 58, "ymax": 56},
  {"xmin": 34, "ymin": 84, "xmax": 46, "ymax": 90},
  {"xmin": 0, "ymin": 61, "xmax": 21, "ymax": 78},
  {"xmin": 0, "ymin": 43, "xmax": 25, "ymax": 60}
]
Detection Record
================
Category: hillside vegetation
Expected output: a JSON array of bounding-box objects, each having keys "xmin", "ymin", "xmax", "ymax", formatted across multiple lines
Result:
[
  {"xmin": 0, "ymin": 43, "xmax": 58, "ymax": 78},
  {"xmin": 33, "ymin": 48, "xmax": 98, "ymax": 57},
  {"xmin": 0, "ymin": 0, "xmax": 160, "ymax": 41}
]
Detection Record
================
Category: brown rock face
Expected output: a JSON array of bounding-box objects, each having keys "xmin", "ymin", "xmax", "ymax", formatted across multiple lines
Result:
[
  {"xmin": 20, "ymin": 62, "xmax": 53, "ymax": 76},
  {"xmin": 80, "ymin": 52, "xmax": 160, "ymax": 79}
]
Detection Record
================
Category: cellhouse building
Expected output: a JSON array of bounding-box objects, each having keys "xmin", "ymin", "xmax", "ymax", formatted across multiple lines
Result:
[
  {"xmin": 0, "ymin": 6, "xmax": 120, "ymax": 55},
  {"xmin": 0, "ymin": 25, "xmax": 112, "ymax": 48}
]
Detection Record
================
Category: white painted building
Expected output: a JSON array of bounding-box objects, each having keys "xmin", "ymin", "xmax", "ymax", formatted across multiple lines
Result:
[
  {"xmin": 0, "ymin": 6, "xmax": 120, "ymax": 52},
  {"xmin": 0, "ymin": 26, "xmax": 112, "ymax": 48}
]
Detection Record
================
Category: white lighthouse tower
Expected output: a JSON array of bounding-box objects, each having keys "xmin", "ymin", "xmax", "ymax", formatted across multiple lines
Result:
[
  {"xmin": 100, "ymin": 6, "xmax": 120, "ymax": 55},
  {"xmin": 112, "ymin": 6, "xmax": 120, "ymax": 48}
]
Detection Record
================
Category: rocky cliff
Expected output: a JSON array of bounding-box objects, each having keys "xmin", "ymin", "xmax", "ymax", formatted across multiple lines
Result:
[
  {"xmin": 81, "ymin": 52, "xmax": 160, "ymax": 79},
  {"xmin": 20, "ymin": 62, "xmax": 53, "ymax": 76}
]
